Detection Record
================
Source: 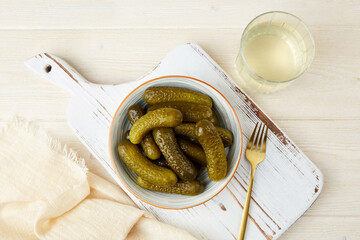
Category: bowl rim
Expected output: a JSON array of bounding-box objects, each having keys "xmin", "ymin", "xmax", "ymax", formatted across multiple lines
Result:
[{"xmin": 108, "ymin": 75, "xmax": 243, "ymax": 209}]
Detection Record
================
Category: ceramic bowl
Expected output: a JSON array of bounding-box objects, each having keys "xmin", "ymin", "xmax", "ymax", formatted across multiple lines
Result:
[{"xmin": 109, "ymin": 76, "xmax": 242, "ymax": 209}]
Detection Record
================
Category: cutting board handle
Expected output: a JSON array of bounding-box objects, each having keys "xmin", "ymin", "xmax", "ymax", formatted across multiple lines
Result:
[{"xmin": 25, "ymin": 53, "xmax": 91, "ymax": 94}]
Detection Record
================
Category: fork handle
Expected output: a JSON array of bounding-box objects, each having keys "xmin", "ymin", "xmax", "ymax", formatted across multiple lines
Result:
[{"xmin": 238, "ymin": 166, "xmax": 256, "ymax": 240}]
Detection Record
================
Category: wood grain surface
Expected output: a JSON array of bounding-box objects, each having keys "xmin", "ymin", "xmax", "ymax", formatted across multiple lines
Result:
[{"xmin": 0, "ymin": 1, "xmax": 359, "ymax": 239}]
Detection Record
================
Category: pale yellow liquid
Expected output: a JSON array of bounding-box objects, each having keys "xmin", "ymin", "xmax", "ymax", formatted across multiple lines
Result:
[
  {"xmin": 241, "ymin": 22, "xmax": 305, "ymax": 82},
  {"xmin": 244, "ymin": 35, "xmax": 296, "ymax": 81}
]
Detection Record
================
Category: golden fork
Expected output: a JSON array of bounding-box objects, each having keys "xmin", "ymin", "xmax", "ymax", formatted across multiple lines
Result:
[{"xmin": 238, "ymin": 122, "xmax": 268, "ymax": 240}]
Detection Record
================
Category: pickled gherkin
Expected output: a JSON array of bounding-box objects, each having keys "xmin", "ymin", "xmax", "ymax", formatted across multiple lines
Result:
[
  {"xmin": 140, "ymin": 134, "xmax": 162, "ymax": 160},
  {"xmin": 143, "ymin": 86, "xmax": 213, "ymax": 108},
  {"xmin": 153, "ymin": 157, "xmax": 171, "ymax": 169},
  {"xmin": 177, "ymin": 138, "xmax": 206, "ymax": 166},
  {"xmin": 216, "ymin": 127, "xmax": 233, "ymax": 147},
  {"xmin": 153, "ymin": 127, "xmax": 197, "ymax": 181},
  {"xmin": 127, "ymin": 104, "xmax": 162, "ymax": 160},
  {"xmin": 174, "ymin": 123, "xmax": 233, "ymax": 147},
  {"xmin": 147, "ymin": 101, "xmax": 212, "ymax": 123},
  {"xmin": 118, "ymin": 140, "xmax": 177, "ymax": 187},
  {"xmin": 173, "ymin": 123, "xmax": 198, "ymax": 140},
  {"xmin": 127, "ymin": 104, "xmax": 144, "ymax": 124},
  {"xmin": 196, "ymin": 120, "xmax": 227, "ymax": 181},
  {"xmin": 209, "ymin": 113, "xmax": 219, "ymax": 125},
  {"xmin": 137, "ymin": 177, "xmax": 204, "ymax": 196},
  {"xmin": 129, "ymin": 108, "xmax": 183, "ymax": 144}
]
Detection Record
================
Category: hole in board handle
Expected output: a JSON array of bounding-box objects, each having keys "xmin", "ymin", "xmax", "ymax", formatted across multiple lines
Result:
[{"xmin": 45, "ymin": 65, "xmax": 52, "ymax": 73}]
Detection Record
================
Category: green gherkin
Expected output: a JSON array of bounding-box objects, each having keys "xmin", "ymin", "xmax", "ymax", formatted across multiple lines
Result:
[
  {"xmin": 137, "ymin": 177, "xmax": 204, "ymax": 196},
  {"xmin": 143, "ymin": 86, "xmax": 213, "ymax": 108},
  {"xmin": 216, "ymin": 127, "xmax": 234, "ymax": 147},
  {"xmin": 177, "ymin": 138, "xmax": 207, "ymax": 166},
  {"xmin": 147, "ymin": 101, "xmax": 212, "ymax": 123},
  {"xmin": 174, "ymin": 123, "xmax": 233, "ymax": 147},
  {"xmin": 127, "ymin": 104, "xmax": 162, "ymax": 160},
  {"xmin": 153, "ymin": 127, "xmax": 197, "ymax": 181},
  {"xmin": 196, "ymin": 120, "xmax": 227, "ymax": 181},
  {"xmin": 152, "ymin": 157, "xmax": 171, "ymax": 169},
  {"xmin": 209, "ymin": 113, "xmax": 219, "ymax": 125},
  {"xmin": 118, "ymin": 140, "xmax": 177, "ymax": 187},
  {"xmin": 129, "ymin": 108, "xmax": 183, "ymax": 144}
]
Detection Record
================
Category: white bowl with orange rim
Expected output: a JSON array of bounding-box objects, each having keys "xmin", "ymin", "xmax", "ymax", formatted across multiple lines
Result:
[{"xmin": 109, "ymin": 76, "xmax": 242, "ymax": 209}]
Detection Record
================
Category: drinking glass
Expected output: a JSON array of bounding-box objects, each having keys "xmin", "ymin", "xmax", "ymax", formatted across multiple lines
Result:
[{"xmin": 235, "ymin": 11, "xmax": 315, "ymax": 93}]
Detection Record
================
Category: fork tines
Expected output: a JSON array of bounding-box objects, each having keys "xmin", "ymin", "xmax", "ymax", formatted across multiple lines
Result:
[{"xmin": 247, "ymin": 122, "xmax": 268, "ymax": 153}]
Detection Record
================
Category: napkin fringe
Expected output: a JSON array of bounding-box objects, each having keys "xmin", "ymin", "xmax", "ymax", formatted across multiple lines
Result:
[{"xmin": 3, "ymin": 117, "xmax": 88, "ymax": 174}]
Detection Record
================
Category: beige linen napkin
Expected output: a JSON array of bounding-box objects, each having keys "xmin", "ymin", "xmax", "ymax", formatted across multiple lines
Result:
[{"xmin": 0, "ymin": 119, "xmax": 197, "ymax": 240}]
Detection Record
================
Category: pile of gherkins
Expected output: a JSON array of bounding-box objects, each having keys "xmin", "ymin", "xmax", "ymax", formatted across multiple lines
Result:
[{"xmin": 118, "ymin": 86, "xmax": 233, "ymax": 196}]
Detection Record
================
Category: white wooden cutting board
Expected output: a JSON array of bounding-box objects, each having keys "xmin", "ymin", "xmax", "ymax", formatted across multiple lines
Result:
[{"xmin": 25, "ymin": 43, "xmax": 323, "ymax": 240}]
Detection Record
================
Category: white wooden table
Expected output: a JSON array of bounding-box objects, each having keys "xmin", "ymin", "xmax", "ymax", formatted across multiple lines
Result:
[{"xmin": 0, "ymin": 1, "xmax": 359, "ymax": 239}]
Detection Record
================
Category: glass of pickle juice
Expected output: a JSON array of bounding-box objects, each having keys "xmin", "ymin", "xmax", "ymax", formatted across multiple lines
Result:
[{"xmin": 235, "ymin": 11, "xmax": 315, "ymax": 93}]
